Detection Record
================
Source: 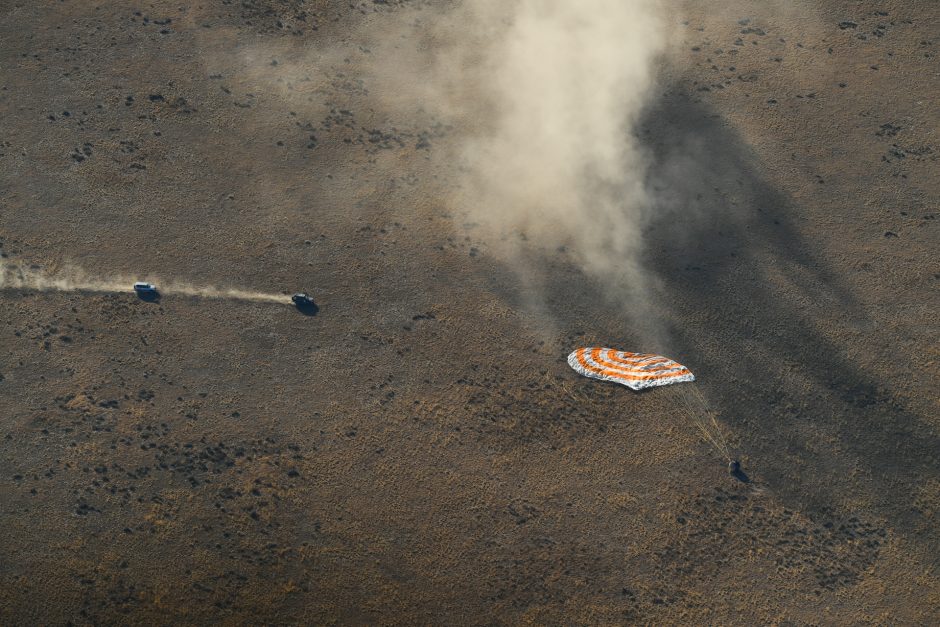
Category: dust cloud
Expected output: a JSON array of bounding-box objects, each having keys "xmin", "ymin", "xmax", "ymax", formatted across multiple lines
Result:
[
  {"xmin": 438, "ymin": 0, "xmax": 672, "ymax": 338},
  {"xmin": 210, "ymin": 0, "xmax": 675, "ymax": 333},
  {"xmin": 450, "ymin": 0, "xmax": 666, "ymax": 265},
  {"xmin": 233, "ymin": 0, "xmax": 669, "ymax": 268},
  {"xmin": 0, "ymin": 261, "xmax": 287, "ymax": 304}
]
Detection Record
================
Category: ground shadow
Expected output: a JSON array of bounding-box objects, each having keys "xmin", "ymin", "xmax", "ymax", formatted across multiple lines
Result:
[
  {"xmin": 294, "ymin": 300, "xmax": 319, "ymax": 316},
  {"xmin": 478, "ymin": 86, "xmax": 940, "ymax": 566},
  {"xmin": 636, "ymin": 90, "xmax": 940, "ymax": 557},
  {"xmin": 731, "ymin": 466, "xmax": 750, "ymax": 483}
]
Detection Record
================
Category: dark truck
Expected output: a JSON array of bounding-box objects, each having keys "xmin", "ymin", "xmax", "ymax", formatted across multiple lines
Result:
[
  {"xmin": 133, "ymin": 282, "xmax": 158, "ymax": 295},
  {"xmin": 291, "ymin": 292, "xmax": 314, "ymax": 307}
]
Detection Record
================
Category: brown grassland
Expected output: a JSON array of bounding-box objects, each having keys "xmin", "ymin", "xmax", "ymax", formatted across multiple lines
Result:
[{"xmin": 1, "ymin": 0, "xmax": 938, "ymax": 623}]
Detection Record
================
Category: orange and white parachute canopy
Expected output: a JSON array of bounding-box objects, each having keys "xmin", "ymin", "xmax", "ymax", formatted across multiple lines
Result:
[{"xmin": 567, "ymin": 347, "xmax": 695, "ymax": 391}]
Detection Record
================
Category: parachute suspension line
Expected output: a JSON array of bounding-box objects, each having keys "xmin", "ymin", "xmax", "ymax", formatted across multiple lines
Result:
[
  {"xmin": 670, "ymin": 385, "xmax": 719, "ymax": 457},
  {"xmin": 664, "ymin": 384, "xmax": 723, "ymax": 460},
  {"xmin": 664, "ymin": 386, "xmax": 725, "ymax": 455},
  {"xmin": 690, "ymin": 386, "xmax": 731, "ymax": 457},
  {"xmin": 681, "ymin": 385, "xmax": 732, "ymax": 461}
]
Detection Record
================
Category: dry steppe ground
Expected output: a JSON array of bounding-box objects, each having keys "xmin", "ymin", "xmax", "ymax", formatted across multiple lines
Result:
[{"xmin": 1, "ymin": 0, "xmax": 938, "ymax": 624}]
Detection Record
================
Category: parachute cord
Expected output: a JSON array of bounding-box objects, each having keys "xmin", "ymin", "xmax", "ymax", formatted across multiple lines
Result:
[
  {"xmin": 672, "ymin": 385, "xmax": 732, "ymax": 461},
  {"xmin": 688, "ymin": 386, "xmax": 732, "ymax": 460}
]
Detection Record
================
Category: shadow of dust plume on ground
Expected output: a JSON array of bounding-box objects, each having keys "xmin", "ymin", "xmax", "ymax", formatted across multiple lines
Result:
[{"xmin": 480, "ymin": 85, "xmax": 940, "ymax": 569}]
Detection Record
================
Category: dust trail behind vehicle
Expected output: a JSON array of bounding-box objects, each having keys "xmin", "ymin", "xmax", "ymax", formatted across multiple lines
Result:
[{"xmin": 0, "ymin": 261, "xmax": 287, "ymax": 303}]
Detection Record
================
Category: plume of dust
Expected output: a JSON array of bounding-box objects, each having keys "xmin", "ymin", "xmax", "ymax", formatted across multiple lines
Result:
[
  {"xmin": 201, "ymin": 0, "xmax": 673, "ymax": 337},
  {"xmin": 438, "ymin": 0, "xmax": 671, "ymax": 341},
  {"xmin": 232, "ymin": 0, "xmax": 668, "ymax": 287},
  {"xmin": 0, "ymin": 261, "xmax": 287, "ymax": 304}
]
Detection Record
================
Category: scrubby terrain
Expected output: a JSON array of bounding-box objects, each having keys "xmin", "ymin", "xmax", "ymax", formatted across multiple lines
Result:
[{"xmin": 1, "ymin": 0, "xmax": 938, "ymax": 623}]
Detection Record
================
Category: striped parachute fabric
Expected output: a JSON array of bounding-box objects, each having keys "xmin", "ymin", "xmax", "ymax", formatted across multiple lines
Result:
[{"xmin": 567, "ymin": 347, "xmax": 695, "ymax": 391}]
